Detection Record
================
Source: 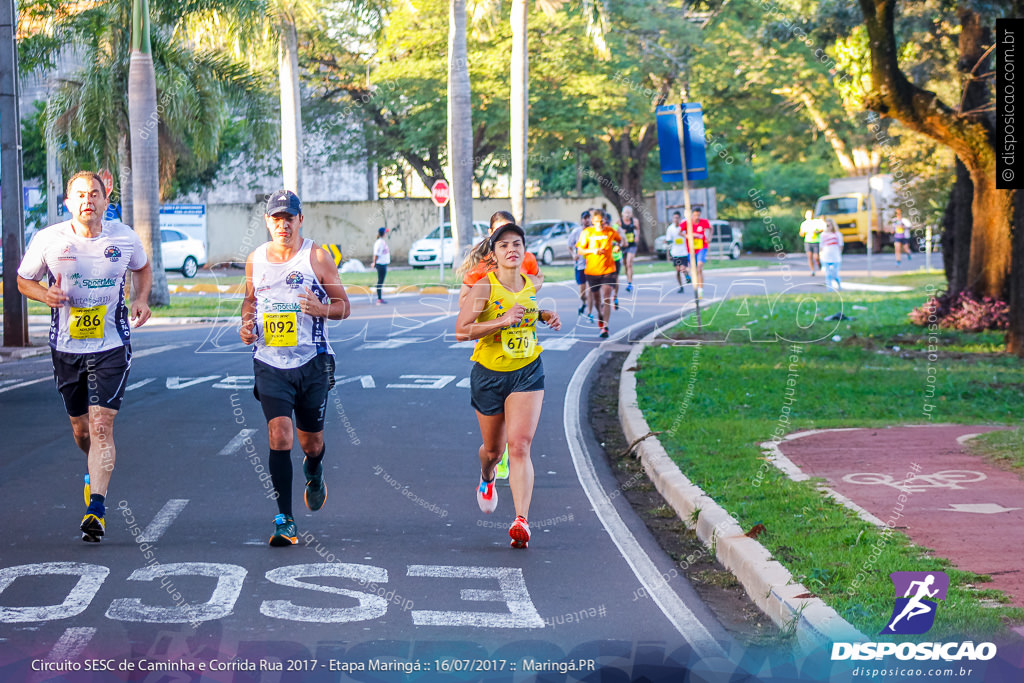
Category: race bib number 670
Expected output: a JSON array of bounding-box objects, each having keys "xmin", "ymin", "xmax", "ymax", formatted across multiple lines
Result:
[{"xmin": 502, "ymin": 327, "xmax": 536, "ymax": 359}]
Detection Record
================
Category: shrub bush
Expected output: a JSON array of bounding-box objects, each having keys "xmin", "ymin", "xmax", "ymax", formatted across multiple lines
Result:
[{"xmin": 909, "ymin": 290, "xmax": 1010, "ymax": 332}]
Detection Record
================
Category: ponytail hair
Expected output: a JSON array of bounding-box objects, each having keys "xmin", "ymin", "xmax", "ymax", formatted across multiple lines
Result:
[
  {"xmin": 457, "ymin": 235, "xmax": 492, "ymax": 277},
  {"xmin": 459, "ymin": 210, "xmax": 516, "ymax": 277}
]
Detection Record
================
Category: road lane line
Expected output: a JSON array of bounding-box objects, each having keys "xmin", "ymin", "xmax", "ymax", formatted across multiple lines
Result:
[
  {"xmin": 218, "ymin": 429, "xmax": 259, "ymax": 455},
  {"xmin": 132, "ymin": 343, "xmax": 189, "ymax": 359},
  {"xmin": 564, "ymin": 307, "xmax": 727, "ymax": 659},
  {"xmin": 45, "ymin": 627, "xmax": 97, "ymax": 662},
  {"xmin": 137, "ymin": 499, "xmax": 190, "ymax": 542},
  {"xmin": 166, "ymin": 375, "xmax": 220, "ymax": 390},
  {"xmin": 125, "ymin": 377, "xmax": 156, "ymax": 392},
  {"xmin": 0, "ymin": 376, "xmax": 51, "ymax": 394},
  {"xmin": 388, "ymin": 311, "xmax": 458, "ymax": 337}
]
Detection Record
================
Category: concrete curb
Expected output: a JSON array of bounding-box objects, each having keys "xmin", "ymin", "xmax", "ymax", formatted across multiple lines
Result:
[{"xmin": 617, "ymin": 316, "xmax": 866, "ymax": 651}]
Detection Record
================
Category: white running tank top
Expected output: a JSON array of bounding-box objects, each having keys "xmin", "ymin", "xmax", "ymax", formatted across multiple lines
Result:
[{"xmin": 252, "ymin": 238, "xmax": 333, "ymax": 369}]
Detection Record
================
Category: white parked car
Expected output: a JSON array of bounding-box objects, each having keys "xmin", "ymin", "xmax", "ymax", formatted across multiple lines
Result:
[
  {"xmin": 408, "ymin": 221, "xmax": 489, "ymax": 268},
  {"xmin": 161, "ymin": 229, "xmax": 207, "ymax": 278}
]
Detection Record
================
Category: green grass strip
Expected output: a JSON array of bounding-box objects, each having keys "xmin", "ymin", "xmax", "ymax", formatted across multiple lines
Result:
[{"xmin": 635, "ymin": 280, "xmax": 1024, "ymax": 639}]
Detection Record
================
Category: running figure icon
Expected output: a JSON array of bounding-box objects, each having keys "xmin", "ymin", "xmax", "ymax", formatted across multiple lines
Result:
[
  {"xmin": 881, "ymin": 571, "xmax": 949, "ymax": 635},
  {"xmin": 887, "ymin": 574, "xmax": 939, "ymax": 631}
]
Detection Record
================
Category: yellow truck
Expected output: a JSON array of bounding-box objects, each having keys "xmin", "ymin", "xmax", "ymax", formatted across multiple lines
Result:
[{"xmin": 813, "ymin": 175, "xmax": 894, "ymax": 252}]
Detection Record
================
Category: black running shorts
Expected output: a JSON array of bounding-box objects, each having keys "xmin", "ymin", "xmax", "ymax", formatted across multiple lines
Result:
[
  {"xmin": 585, "ymin": 273, "xmax": 616, "ymax": 291},
  {"xmin": 470, "ymin": 357, "xmax": 545, "ymax": 416},
  {"xmin": 52, "ymin": 345, "xmax": 132, "ymax": 417},
  {"xmin": 253, "ymin": 354, "xmax": 332, "ymax": 432}
]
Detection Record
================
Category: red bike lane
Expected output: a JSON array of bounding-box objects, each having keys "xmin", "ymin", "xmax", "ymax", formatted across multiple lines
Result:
[{"xmin": 777, "ymin": 425, "xmax": 1024, "ymax": 613}]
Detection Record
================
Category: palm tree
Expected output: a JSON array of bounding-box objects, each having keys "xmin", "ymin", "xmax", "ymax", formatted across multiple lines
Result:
[
  {"xmin": 448, "ymin": 0, "xmax": 474, "ymax": 256},
  {"xmin": 277, "ymin": 4, "xmax": 303, "ymax": 193},
  {"xmin": 508, "ymin": 0, "xmax": 608, "ymax": 225},
  {"xmin": 127, "ymin": 0, "xmax": 167, "ymax": 305},
  {"xmin": 509, "ymin": 0, "xmax": 527, "ymax": 226},
  {"xmin": 26, "ymin": 0, "xmax": 273, "ymax": 299},
  {"xmin": 182, "ymin": 0, "xmax": 324, "ymax": 196}
]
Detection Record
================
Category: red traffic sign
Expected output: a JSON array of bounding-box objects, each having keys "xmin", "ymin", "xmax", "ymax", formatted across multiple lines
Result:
[
  {"xmin": 98, "ymin": 168, "xmax": 114, "ymax": 197},
  {"xmin": 430, "ymin": 179, "xmax": 450, "ymax": 207}
]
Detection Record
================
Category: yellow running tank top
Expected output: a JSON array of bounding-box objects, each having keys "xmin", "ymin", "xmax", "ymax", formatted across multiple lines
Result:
[{"xmin": 470, "ymin": 272, "xmax": 543, "ymax": 372}]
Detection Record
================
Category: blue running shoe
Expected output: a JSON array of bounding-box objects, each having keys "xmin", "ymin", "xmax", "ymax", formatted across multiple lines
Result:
[
  {"xmin": 303, "ymin": 457, "xmax": 327, "ymax": 512},
  {"xmin": 269, "ymin": 514, "xmax": 297, "ymax": 546}
]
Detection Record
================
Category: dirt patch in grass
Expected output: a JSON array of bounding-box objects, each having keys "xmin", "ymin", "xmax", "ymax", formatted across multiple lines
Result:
[{"xmin": 588, "ymin": 352, "xmax": 787, "ymax": 647}]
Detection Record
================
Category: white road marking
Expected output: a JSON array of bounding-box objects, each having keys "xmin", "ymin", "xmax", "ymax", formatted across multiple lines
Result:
[
  {"xmin": 537, "ymin": 336, "xmax": 579, "ymax": 351},
  {"xmin": 456, "ymin": 377, "xmax": 471, "ymax": 388},
  {"xmin": 564, "ymin": 310, "xmax": 727, "ymax": 659},
  {"xmin": 125, "ymin": 377, "xmax": 156, "ymax": 392},
  {"xmin": 166, "ymin": 375, "xmax": 220, "ymax": 390},
  {"xmin": 358, "ymin": 337, "xmax": 424, "ymax": 350},
  {"xmin": 44, "ymin": 627, "xmax": 97, "ymax": 662},
  {"xmin": 136, "ymin": 500, "xmax": 190, "ymax": 542},
  {"xmin": 448, "ymin": 340, "xmax": 477, "ymax": 349},
  {"xmin": 944, "ymin": 503, "xmax": 1022, "ymax": 514},
  {"xmin": 386, "ymin": 375, "xmax": 456, "ymax": 390},
  {"xmin": 336, "ymin": 375, "xmax": 376, "ymax": 389},
  {"xmin": 389, "ymin": 311, "xmax": 458, "ymax": 336},
  {"xmin": 212, "ymin": 375, "xmax": 255, "ymax": 390},
  {"xmin": 0, "ymin": 376, "xmax": 51, "ymax": 394},
  {"xmin": 407, "ymin": 565, "xmax": 544, "ymax": 628},
  {"xmin": 105, "ymin": 563, "xmax": 247, "ymax": 623},
  {"xmin": 0, "ymin": 563, "xmax": 109, "ymax": 623},
  {"xmin": 132, "ymin": 343, "xmax": 189, "ymax": 359},
  {"xmin": 218, "ymin": 429, "xmax": 259, "ymax": 455},
  {"xmin": 261, "ymin": 564, "xmax": 389, "ymax": 623}
]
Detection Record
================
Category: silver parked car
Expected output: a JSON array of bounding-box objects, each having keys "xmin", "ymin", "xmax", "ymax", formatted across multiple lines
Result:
[
  {"xmin": 523, "ymin": 220, "xmax": 579, "ymax": 266},
  {"xmin": 655, "ymin": 219, "xmax": 743, "ymax": 260}
]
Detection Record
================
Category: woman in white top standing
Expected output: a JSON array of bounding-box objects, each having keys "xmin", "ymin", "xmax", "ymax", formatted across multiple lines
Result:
[
  {"xmin": 371, "ymin": 227, "xmax": 391, "ymax": 305},
  {"xmin": 819, "ymin": 219, "xmax": 844, "ymax": 291}
]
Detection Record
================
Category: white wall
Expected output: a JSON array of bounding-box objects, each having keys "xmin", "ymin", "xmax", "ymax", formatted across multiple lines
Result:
[{"xmin": 206, "ymin": 195, "xmax": 659, "ymax": 265}]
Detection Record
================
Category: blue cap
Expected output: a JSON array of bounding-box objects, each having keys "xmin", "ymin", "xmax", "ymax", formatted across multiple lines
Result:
[{"xmin": 266, "ymin": 190, "xmax": 302, "ymax": 216}]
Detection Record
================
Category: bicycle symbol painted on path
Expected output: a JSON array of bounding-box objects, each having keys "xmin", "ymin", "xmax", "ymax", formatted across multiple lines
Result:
[{"xmin": 841, "ymin": 470, "xmax": 986, "ymax": 493}]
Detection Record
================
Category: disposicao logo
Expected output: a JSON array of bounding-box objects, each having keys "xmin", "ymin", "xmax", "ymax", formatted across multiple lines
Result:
[
  {"xmin": 831, "ymin": 571, "xmax": 997, "ymax": 663},
  {"xmin": 881, "ymin": 571, "xmax": 948, "ymax": 635}
]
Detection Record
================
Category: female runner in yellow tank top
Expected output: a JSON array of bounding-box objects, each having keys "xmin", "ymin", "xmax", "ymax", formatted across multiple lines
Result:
[{"xmin": 455, "ymin": 223, "xmax": 561, "ymax": 548}]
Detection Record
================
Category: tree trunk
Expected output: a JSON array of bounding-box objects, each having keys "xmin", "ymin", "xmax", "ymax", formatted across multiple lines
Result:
[
  {"xmin": 858, "ymin": 0, "xmax": 1015, "ymax": 331},
  {"xmin": 509, "ymin": 0, "xmax": 528, "ymax": 226},
  {"xmin": 1008, "ymin": 189, "xmax": 1024, "ymax": 355},
  {"xmin": 128, "ymin": 0, "xmax": 168, "ymax": 306},
  {"xmin": 941, "ymin": 158, "xmax": 972, "ymax": 297},
  {"xmin": 279, "ymin": 13, "xmax": 303, "ymax": 194},
  {"xmin": 968, "ymin": 171, "xmax": 1013, "ymax": 298},
  {"xmin": 585, "ymin": 125, "xmax": 658, "ymax": 251},
  {"xmin": 118, "ymin": 131, "xmax": 133, "ymax": 228},
  {"xmin": 448, "ymin": 0, "xmax": 474, "ymax": 258}
]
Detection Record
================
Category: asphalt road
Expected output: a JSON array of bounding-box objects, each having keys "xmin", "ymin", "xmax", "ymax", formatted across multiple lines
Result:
[{"xmin": 0, "ymin": 260, "xmax": 893, "ymax": 682}]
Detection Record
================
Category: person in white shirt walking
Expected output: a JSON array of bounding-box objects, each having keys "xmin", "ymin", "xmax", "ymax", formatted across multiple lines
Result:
[
  {"xmin": 819, "ymin": 219, "xmax": 844, "ymax": 291},
  {"xmin": 371, "ymin": 227, "xmax": 391, "ymax": 304}
]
